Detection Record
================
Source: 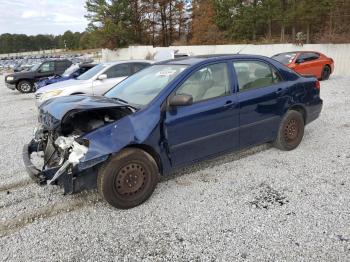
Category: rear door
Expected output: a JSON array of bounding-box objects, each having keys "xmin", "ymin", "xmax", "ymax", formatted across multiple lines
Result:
[
  {"xmin": 92, "ymin": 63, "xmax": 132, "ymax": 95},
  {"xmin": 164, "ymin": 62, "xmax": 239, "ymax": 167},
  {"xmin": 233, "ymin": 60, "xmax": 287, "ymax": 148},
  {"xmin": 55, "ymin": 60, "xmax": 72, "ymax": 75}
]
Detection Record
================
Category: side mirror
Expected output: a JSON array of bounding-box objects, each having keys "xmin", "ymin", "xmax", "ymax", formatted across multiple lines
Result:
[
  {"xmin": 168, "ymin": 94, "xmax": 193, "ymax": 107},
  {"xmin": 295, "ymin": 58, "xmax": 303, "ymax": 64},
  {"xmin": 72, "ymin": 73, "xmax": 80, "ymax": 78},
  {"xmin": 97, "ymin": 74, "xmax": 107, "ymax": 80}
]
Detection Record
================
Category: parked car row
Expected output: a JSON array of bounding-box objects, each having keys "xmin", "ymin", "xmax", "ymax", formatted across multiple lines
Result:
[
  {"xmin": 20, "ymin": 52, "xmax": 324, "ymax": 209},
  {"xmin": 0, "ymin": 54, "xmax": 93, "ymax": 72}
]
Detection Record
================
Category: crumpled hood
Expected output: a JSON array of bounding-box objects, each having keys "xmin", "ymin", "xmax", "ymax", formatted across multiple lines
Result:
[{"xmin": 38, "ymin": 95, "xmax": 128, "ymax": 130}]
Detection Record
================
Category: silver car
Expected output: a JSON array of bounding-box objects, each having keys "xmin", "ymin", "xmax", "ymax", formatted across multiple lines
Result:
[{"xmin": 35, "ymin": 60, "xmax": 152, "ymax": 106}]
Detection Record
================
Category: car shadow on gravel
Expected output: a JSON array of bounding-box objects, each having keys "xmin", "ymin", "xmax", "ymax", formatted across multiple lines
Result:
[{"xmin": 161, "ymin": 143, "xmax": 271, "ymax": 183}]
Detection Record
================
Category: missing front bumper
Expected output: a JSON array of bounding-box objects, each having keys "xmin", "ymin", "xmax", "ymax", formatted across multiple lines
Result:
[
  {"xmin": 23, "ymin": 139, "xmax": 98, "ymax": 194},
  {"xmin": 22, "ymin": 141, "xmax": 58, "ymax": 184}
]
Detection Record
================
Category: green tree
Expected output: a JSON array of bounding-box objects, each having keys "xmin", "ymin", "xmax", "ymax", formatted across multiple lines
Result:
[{"xmin": 85, "ymin": 0, "xmax": 134, "ymax": 48}]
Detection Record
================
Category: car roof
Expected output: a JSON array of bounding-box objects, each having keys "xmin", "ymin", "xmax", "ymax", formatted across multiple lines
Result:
[
  {"xmin": 157, "ymin": 54, "xmax": 272, "ymax": 66},
  {"xmin": 79, "ymin": 63, "xmax": 96, "ymax": 68},
  {"xmin": 44, "ymin": 59, "xmax": 71, "ymax": 62},
  {"xmin": 273, "ymin": 51, "xmax": 321, "ymax": 56},
  {"xmin": 101, "ymin": 60, "xmax": 154, "ymax": 66}
]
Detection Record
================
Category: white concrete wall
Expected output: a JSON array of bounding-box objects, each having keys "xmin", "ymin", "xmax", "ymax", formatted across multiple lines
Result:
[{"xmin": 102, "ymin": 44, "xmax": 350, "ymax": 76}]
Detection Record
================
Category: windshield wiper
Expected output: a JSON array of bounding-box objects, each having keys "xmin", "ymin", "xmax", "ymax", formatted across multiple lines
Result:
[
  {"xmin": 112, "ymin": 97, "xmax": 129, "ymax": 104},
  {"xmin": 111, "ymin": 97, "xmax": 138, "ymax": 110}
]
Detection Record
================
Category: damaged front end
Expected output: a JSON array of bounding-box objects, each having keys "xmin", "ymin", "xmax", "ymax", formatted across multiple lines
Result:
[
  {"xmin": 23, "ymin": 134, "xmax": 96, "ymax": 194},
  {"xmin": 23, "ymin": 95, "xmax": 134, "ymax": 194}
]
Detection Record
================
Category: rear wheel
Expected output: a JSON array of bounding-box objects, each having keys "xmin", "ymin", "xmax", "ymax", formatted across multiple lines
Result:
[
  {"xmin": 321, "ymin": 65, "xmax": 331, "ymax": 81},
  {"xmin": 17, "ymin": 80, "xmax": 33, "ymax": 93},
  {"xmin": 97, "ymin": 148, "xmax": 159, "ymax": 209},
  {"xmin": 273, "ymin": 110, "xmax": 304, "ymax": 151}
]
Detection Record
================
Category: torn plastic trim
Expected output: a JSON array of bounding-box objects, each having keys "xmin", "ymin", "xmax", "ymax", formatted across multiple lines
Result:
[
  {"xmin": 47, "ymin": 136, "xmax": 88, "ymax": 185},
  {"xmin": 23, "ymin": 140, "xmax": 60, "ymax": 184}
]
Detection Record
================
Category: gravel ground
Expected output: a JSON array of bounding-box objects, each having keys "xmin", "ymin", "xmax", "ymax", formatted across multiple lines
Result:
[{"xmin": 0, "ymin": 75, "xmax": 349, "ymax": 261}]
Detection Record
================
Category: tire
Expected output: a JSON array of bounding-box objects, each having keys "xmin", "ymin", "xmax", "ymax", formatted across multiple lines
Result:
[
  {"xmin": 273, "ymin": 110, "xmax": 305, "ymax": 151},
  {"xmin": 321, "ymin": 65, "xmax": 331, "ymax": 81},
  {"xmin": 97, "ymin": 148, "xmax": 159, "ymax": 209},
  {"xmin": 17, "ymin": 80, "xmax": 33, "ymax": 93}
]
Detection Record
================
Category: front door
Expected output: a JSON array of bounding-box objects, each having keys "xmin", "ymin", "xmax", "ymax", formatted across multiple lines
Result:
[
  {"xmin": 295, "ymin": 52, "xmax": 322, "ymax": 77},
  {"xmin": 164, "ymin": 62, "xmax": 239, "ymax": 167},
  {"xmin": 233, "ymin": 60, "xmax": 287, "ymax": 148},
  {"xmin": 36, "ymin": 61, "xmax": 55, "ymax": 78}
]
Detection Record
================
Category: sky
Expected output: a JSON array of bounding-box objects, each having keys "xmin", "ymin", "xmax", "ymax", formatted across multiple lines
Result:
[{"xmin": 0, "ymin": 0, "xmax": 88, "ymax": 35}]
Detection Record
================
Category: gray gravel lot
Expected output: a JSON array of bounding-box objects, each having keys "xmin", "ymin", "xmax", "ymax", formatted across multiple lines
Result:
[{"xmin": 0, "ymin": 75, "xmax": 349, "ymax": 261}]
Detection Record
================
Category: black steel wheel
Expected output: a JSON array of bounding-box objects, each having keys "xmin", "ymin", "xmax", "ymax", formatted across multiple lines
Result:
[
  {"xmin": 321, "ymin": 65, "xmax": 331, "ymax": 81},
  {"xmin": 98, "ymin": 148, "xmax": 159, "ymax": 209},
  {"xmin": 17, "ymin": 80, "xmax": 33, "ymax": 93},
  {"xmin": 273, "ymin": 110, "xmax": 304, "ymax": 151}
]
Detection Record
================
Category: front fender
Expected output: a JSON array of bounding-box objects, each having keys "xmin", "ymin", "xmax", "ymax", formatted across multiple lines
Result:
[{"xmin": 80, "ymin": 106, "xmax": 161, "ymax": 165}]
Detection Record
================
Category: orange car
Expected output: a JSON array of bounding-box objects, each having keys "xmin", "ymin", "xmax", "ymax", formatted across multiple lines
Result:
[{"xmin": 272, "ymin": 51, "xmax": 334, "ymax": 80}]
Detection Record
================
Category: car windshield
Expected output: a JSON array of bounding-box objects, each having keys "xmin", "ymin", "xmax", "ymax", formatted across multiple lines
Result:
[
  {"xmin": 272, "ymin": 53, "xmax": 297, "ymax": 65},
  {"xmin": 105, "ymin": 64, "xmax": 188, "ymax": 106},
  {"xmin": 62, "ymin": 64, "xmax": 79, "ymax": 77},
  {"xmin": 77, "ymin": 64, "xmax": 106, "ymax": 80}
]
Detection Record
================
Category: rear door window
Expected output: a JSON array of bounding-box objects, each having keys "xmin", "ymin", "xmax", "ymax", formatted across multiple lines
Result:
[
  {"xmin": 233, "ymin": 61, "xmax": 281, "ymax": 92},
  {"xmin": 56, "ymin": 61, "xmax": 70, "ymax": 72}
]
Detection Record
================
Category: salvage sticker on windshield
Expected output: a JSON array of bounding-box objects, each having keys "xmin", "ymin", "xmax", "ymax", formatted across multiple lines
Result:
[{"xmin": 156, "ymin": 70, "xmax": 177, "ymax": 77}]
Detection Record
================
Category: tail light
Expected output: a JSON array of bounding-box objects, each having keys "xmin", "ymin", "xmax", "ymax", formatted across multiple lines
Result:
[{"xmin": 315, "ymin": 80, "xmax": 320, "ymax": 90}]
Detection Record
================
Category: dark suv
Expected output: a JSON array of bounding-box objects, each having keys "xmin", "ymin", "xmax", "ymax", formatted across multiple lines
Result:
[{"xmin": 5, "ymin": 59, "xmax": 72, "ymax": 93}]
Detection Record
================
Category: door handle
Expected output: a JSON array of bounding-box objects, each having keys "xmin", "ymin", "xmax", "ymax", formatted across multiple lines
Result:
[
  {"xmin": 275, "ymin": 88, "xmax": 283, "ymax": 94},
  {"xmin": 224, "ymin": 100, "xmax": 234, "ymax": 107}
]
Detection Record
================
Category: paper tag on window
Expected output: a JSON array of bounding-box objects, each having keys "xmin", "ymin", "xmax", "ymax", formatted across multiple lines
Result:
[{"xmin": 156, "ymin": 70, "xmax": 177, "ymax": 77}]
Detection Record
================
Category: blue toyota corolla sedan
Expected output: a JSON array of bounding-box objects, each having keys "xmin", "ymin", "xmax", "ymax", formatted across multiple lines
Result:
[{"xmin": 23, "ymin": 55, "xmax": 322, "ymax": 209}]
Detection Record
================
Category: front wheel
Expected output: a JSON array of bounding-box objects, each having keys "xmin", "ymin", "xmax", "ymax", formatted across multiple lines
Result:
[
  {"xmin": 17, "ymin": 80, "xmax": 33, "ymax": 93},
  {"xmin": 97, "ymin": 148, "xmax": 159, "ymax": 209},
  {"xmin": 273, "ymin": 110, "xmax": 304, "ymax": 151}
]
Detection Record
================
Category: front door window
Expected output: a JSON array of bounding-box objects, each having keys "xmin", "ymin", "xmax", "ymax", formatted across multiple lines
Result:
[{"xmin": 175, "ymin": 63, "xmax": 230, "ymax": 102}]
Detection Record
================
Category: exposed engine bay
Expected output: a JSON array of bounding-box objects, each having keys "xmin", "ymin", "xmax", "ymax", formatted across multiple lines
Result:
[
  {"xmin": 25, "ymin": 106, "xmax": 133, "ymax": 193},
  {"xmin": 60, "ymin": 108, "xmax": 132, "ymax": 136}
]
